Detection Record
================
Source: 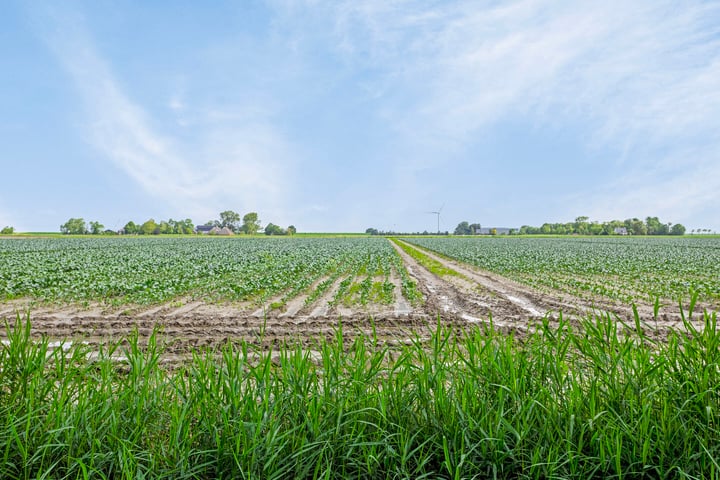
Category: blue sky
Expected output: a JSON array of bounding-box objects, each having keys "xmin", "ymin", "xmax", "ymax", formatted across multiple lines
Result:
[{"xmin": 1, "ymin": 1, "xmax": 719, "ymax": 233}]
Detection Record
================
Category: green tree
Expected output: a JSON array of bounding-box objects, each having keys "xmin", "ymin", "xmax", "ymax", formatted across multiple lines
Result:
[
  {"xmin": 158, "ymin": 221, "xmax": 172, "ymax": 234},
  {"xmin": 219, "ymin": 210, "xmax": 242, "ymax": 232},
  {"xmin": 123, "ymin": 221, "xmax": 139, "ymax": 235},
  {"xmin": 365, "ymin": 228, "xmax": 379, "ymax": 235},
  {"xmin": 140, "ymin": 219, "xmax": 159, "ymax": 235},
  {"xmin": 264, "ymin": 223, "xmax": 285, "ymax": 235},
  {"xmin": 179, "ymin": 219, "xmax": 195, "ymax": 234},
  {"xmin": 287, "ymin": 225, "xmax": 297, "ymax": 235},
  {"xmin": 89, "ymin": 221, "xmax": 104, "ymax": 235},
  {"xmin": 671, "ymin": 223, "xmax": 686, "ymax": 235},
  {"xmin": 469, "ymin": 223, "xmax": 482, "ymax": 234},
  {"xmin": 589, "ymin": 222, "xmax": 603, "ymax": 235},
  {"xmin": 645, "ymin": 216, "xmax": 665, "ymax": 235},
  {"xmin": 454, "ymin": 221, "xmax": 472, "ymax": 235},
  {"xmin": 242, "ymin": 212, "xmax": 261, "ymax": 235},
  {"xmin": 60, "ymin": 218, "xmax": 88, "ymax": 235},
  {"xmin": 0, "ymin": 226, "xmax": 14, "ymax": 234},
  {"xmin": 574, "ymin": 216, "xmax": 589, "ymax": 235},
  {"xmin": 625, "ymin": 218, "xmax": 647, "ymax": 235}
]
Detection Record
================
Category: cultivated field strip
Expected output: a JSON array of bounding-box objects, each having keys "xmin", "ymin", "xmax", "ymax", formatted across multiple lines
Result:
[
  {"xmin": 391, "ymin": 238, "xmax": 715, "ymax": 338},
  {"xmin": 2, "ymin": 236, "xmax": 717, "ymax": 363},
  {"xmin": 0, "ymin": 237, "xmax": 407, "ymax": 306},
  {"xmin": 404, "ymin": 236, "xmax": 720, "ymax": 311}
]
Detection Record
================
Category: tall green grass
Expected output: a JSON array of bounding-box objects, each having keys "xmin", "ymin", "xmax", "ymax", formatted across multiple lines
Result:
[{"xmin": 1, "ymin": 310, "xmax": 719, "ymax": 479}]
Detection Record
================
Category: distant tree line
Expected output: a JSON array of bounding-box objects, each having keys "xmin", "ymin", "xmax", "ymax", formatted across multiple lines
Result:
[
  {"xmin": 518, "ymin": 216, "xmax": 686, "ymax": 236},
  {"xmin": 1, "ymin": 226, "xmax": 14, "ymax": 235},
  {"xmin": 59, "ymin": 211, "xmax": 297, "ymax": 236},
  {"xmin": 205, "ymin": 211, "xmax": 296, "ymax": 236},
  {"xmin": 449, "ymin": 216, "xmax": 693, "ymax": 236},
  {"xmin": 123, "ymin": 219, "xmax": 195, "ymax": 235},
  {"xmin": 60, "ymin": 218, "xmax": 107, "ymax": 235}
]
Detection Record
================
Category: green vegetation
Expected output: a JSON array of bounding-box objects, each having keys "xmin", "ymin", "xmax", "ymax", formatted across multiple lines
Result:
[
  {"xmin": 325, "ymin": 241, "xmax": 400, "ymax": 307},
  {"xmin": 241, "ymin": 212, "xmax": 261, "ymax": 235},
  {"xmin": 405, "ymin": 236, "xmax": 720, "ymax": 306},
  {"xmin": 60, "ymin": 217, "xmax": 91, "ymax": 235},
  {"xmin": 264, "ymin": 222, "xmax": 287, "ymax": 236},
  {"xmin": 0, "ymin": 226, "xmax": 14, "ymax": 235},
  {"xmin": 3, "ymin": 309, "xmax": 720, "ymax": 478},
  {"xmin": 0, "ymin": 237, "xmax": 411, "ymax": 307},
  {"xmin": 453, "ymin": 221, "xmax": 482, "ymax": 235},
  {"xmin": 58, "ymin": 210, "xmax": 295, "ymax": 236},
  {"xmin": 392, "ymin": 238, "xmax": 461, "ymax": 278},
  {"xmin": 518, "ymin": 215, "xmax": 686, "ymax": 236},
  {"xmin": 121, "ymin": 218, "xmax": 195, "ymax": 235}
]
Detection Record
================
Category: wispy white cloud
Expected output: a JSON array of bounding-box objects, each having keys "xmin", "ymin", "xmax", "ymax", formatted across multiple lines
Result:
[
  {"xmin": 21, "ymin": 1, "xmax": 720, "ymax": 231},
  {"xmin": 273, "ymin": 0, "xmax": 720, "ymax": 226},
  {"xmin": 35, "ymin": 7, "xmax": 294, "ymax": 223}
]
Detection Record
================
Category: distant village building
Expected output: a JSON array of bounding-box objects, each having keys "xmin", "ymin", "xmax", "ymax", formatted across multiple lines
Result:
[
  {"xmin": 614, "ymin": 227, "xmax": 628, "ymax": 235},
  {"xmin": 195, "ymin": 225, "xmax": 214, "ymax": 234},
  {"xmin": 196, "ymin": 225, "xmax": 234, "ymax": 235},
  {"xmin": 477, "ymin": 227, "xmax": 514, "ymax": 235}
]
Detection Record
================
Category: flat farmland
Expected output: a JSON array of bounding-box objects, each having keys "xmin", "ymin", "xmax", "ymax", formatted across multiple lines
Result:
[
  {"xmin": 4, "ymin": 235, "xmax": 720, "ymax": 478},
  {"xmin": 404, "ymin": 236, "xmax": 720, "ymax": 311},
  {"xmin": 0, "ymin": 237, "xmax": 426, "ymax": 356},
  {"xmin": 1, "ymin": 235, "xmax": 718, "ymax": 359}
]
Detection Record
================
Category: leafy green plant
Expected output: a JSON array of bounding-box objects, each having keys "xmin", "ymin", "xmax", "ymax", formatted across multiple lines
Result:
[
  {"xmin": 3, "ymin": 306, "xmax": 720, "ymax": 478},
  {"xmin": 405, "ymin": 236, "xmax": 720, "ymax": 306}
]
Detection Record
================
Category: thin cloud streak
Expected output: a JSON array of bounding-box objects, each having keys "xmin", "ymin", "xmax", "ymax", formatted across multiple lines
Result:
[
  {"xmin": 37, "ymin": 8, "xmax": 294, "ymax": 222},
  {"xmin": 16, "ymin": 1, "xmax": 720, "ymax": 231},
  {"xmin": 278, "ymin": 0, "xmax": 720, "ymax": 227}
]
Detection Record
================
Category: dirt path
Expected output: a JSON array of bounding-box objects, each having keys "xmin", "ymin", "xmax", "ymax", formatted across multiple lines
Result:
[{"xmin": 389, "ymin": 239, "xmax": 537, "ymax": 334}]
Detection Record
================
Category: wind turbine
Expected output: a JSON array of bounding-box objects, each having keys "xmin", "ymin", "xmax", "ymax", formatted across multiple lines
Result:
[{"xmin": 427, "ymin": 204, "xmax": 444, "ymax": 234}]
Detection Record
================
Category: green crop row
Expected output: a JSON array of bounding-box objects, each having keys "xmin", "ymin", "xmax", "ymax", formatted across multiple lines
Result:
[
  {"xmin": 0, "ymin": 237, "xmax": 409, "ymax": 308},
  {"xmin": 405, "ymin": 237, "xmax": 720, "ymax": 306}
]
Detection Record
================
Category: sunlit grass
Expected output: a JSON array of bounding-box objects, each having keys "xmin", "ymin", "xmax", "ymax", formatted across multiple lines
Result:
[
  {"xmin": 392, "ymin": 239, "xmax": 462, "ymax": 279},
  {"xmin": 1, "ymin": 308, "xmax": 720, "ymax": 478}
]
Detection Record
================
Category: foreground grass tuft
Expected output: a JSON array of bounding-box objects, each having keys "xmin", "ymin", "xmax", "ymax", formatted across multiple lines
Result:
[{"xmin": 1, "ymin": 310, "xmax": 720, "ymax": 479}]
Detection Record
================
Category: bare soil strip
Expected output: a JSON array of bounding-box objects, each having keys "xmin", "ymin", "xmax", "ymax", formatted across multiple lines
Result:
[
  {"xmin": 279, "ymin": 275, "xmax": 332, "ymax": 318},
  {"xmin": 389, "ymin": 268, "xmax": 412, "ymax": 316}
]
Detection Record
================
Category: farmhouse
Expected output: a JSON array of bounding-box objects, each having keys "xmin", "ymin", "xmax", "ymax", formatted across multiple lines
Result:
[
  {"xmin": 614, "ymin": 227, "xmax": 628, "ymax": 235},
  {"xmin": 195, "ymin": 225, "xmax": 214, "ymax": 234},
  {"xmin": 199, "ymin": 226, "xmax": 235, "ymax": 235}
]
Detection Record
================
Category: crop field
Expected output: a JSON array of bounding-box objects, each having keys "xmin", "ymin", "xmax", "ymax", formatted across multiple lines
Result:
[
  {"xmin": 405, "ymin": 235, "xmax": 720, "ymax": 311},
  {"xmin": 0, "ymin": 236, "xmax": 414, "ymax": 306},
  {"xmin": 0, "ymin": 237, "xmax": 431, "ymax": 354},
  {"xmin": 2, "ymin": 235, "xmax": 718, "ymax": 354},
  {"xmin": 2, "ymin": 235, "xmax": 720, "ymax": 478}
]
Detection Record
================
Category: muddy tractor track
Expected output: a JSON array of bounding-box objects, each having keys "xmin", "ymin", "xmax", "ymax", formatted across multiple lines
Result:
[{"xmin": 391, "ymin": 239, "xmax": 711, "ymax": 338}]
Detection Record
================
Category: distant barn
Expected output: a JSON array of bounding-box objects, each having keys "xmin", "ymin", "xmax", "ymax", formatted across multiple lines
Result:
[{"xmin": 195, "ymin": 225, "xmax": 214, "ymax": 234}]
